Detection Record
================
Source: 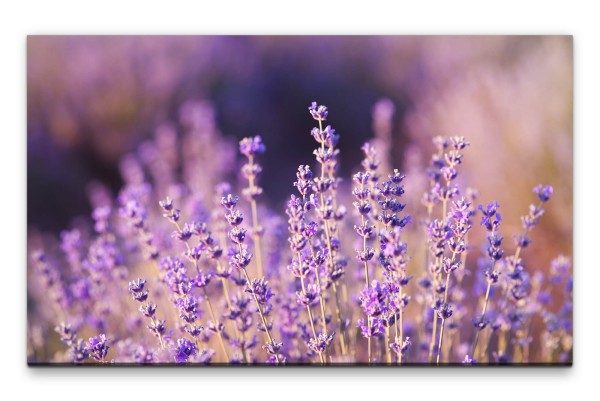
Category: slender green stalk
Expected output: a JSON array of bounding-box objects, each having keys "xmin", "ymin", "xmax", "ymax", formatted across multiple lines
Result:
[
  {"xmin": 472, "ymin": 279, "xmax": 493, "ymax": 359},
  {"xmin": 241, "ymin": 267, "xmax": 280, "ymax": 364},
  {"xmin": 247, "ymin": 155, "xmax": 264, "ymax": 279},
  {"xmin": 300, "ymin": 261, "xmax": 326, "ymax": 364},
  {"xmin": 360, "ymin": 213, "xmax": 372, "ymax": 364},
  {"xmin": 317, "ymin": 119, "xmax": 347, "ymax": 355},
  {"xmin": 385, "ymin": 326, "xmax": 392, "ymax": 364},
  {"xmin": 436, "ymin": 271, "xmax": 452, "ymax": 365}
]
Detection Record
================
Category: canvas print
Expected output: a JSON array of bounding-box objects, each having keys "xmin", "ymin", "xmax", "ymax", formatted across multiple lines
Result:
[{"xmin": 27, "ymin": 36, "xmax": 573, "ymax": 365}]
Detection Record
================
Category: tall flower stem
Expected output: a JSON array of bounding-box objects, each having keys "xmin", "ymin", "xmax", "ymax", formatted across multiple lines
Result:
[
  {"xmin": 398, "ymin": 285, "xmax": 404, "ymax": 365},
  {"xmin": 436, "ymin": 271, "xmax": 452, "ymax": 365},
  {"xmin": 317, "ymin": 119, "xmax": 347, "ymax": 355},
  {"xmin": 472, "ymin": 277, "xmax": 493, "ymax": 358},
  {"xmin": 428, "ymin": 256, "xmax": 442, "ymax": 363},
  {"xmin": 240, "ymin": 264, "xmax": 280, "ymax": 364},
  {"xmin": 247, "ymin": 155, "xmax": 264, "ymax": 279},
  {"xmin": 305, "ymin": 238, "xmax": 331, "ymax": 358},
  {"xmin": 360, "ymin": 213, "xmax": 372, "ymax": 363},
  {"xmin": 331, "ymin": 282, "xmax": 348, "ymax": 355},
  {"xmin": 202, "ymin": 286, "xmax": 230, "ymax": 361},
  {"xmin": 385, "ymin": 326, "xmax": 392, "ymax": 364},
  {"xmin": 216, "ymin": 260, "xmax": 249, "ymax": 363},
  {"xmin": 301, "ymin": 192, "xmax": 330, "ymax": 349},
  {"xmin": 299, "ymin": 255, "xmax": 326, "ymax": 364}
]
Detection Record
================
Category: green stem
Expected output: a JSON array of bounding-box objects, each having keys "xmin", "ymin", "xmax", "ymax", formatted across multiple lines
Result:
[
  {"xmin": 248, "ymin": 155, "xmax": 264, "ymax": 279},
  {"xmin": 472, "ymin": 280, "xmax": 492, "ymax": 358},
  {"xmin": 301, "ymin": 269, "xmax": 325, "ymax": 364},
  {"xmin": 241, "ymin": 266, "xmax": 280, "ymax": 364}
]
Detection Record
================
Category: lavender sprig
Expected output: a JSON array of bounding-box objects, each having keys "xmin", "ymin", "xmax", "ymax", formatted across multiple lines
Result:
[
  {"xmin": 221, "ymin": 194, "xmax": 282, "ymax": 364},
  {"xmin": 239, "ymin": 135, "xmax": 266, "ymax": 278},
  {"xmin": 309, "ymin": 101, "xmax": 348, "ymax": 356},
  {"xmin": 286, "ymin": 191, "xmax": 327, "ymax": 364},
  {"xmin": 128, "ymin": 278, "xmax": 166, "ymax": 349},
  {"xmin": 435, "ymin": 197, "xmax": 472, "ymax": 364},
  {"xmin": 471, "ymin": 201, "xmax": 503, "ymax": 358}
]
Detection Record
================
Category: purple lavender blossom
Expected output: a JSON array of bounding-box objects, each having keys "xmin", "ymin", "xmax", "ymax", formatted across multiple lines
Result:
[
  {"xmin": 308, "ymin": 102, "xmax": 328, "ymax": 121},
  {"xmin": 84, "ymin": 334, "xmax": 109, "ymax": 362},
  {"xmin": 533, "ymin": 185, "xmax": 554, "ymax": 203},
  {"xmin": 239, "ymin": 135, "xmax": 266, "ymax": 158},
  {"xmin": 174, "ymin": 338, "xmax": 198, "ymax": 363}
]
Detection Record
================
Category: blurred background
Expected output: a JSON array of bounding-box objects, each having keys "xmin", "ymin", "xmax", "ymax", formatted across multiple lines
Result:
[{"xmin": 27, "ymin": 35, "xmax": 572, "ymax": 260}]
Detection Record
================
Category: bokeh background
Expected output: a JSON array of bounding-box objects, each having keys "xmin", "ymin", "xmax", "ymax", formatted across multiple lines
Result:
[{"xmin": 28, "ymin": 35, "xmax": 572, "ymax": 260}]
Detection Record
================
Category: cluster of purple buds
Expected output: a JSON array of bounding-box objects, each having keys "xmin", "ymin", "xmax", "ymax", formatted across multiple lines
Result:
[
  {"xmin": 294, "ymin": 165, "xmax": 314, "ymax": 198},
  {"xmin": 174, "ymin": 338, "xmax": 197, "ymax": 363},
  {"xmin": 436, "ymin": 303, "xmax": 453, "ymax": 320},
  {"xmin": 176, "ymin": 294, "xmax": 200, "ymax": 324},
  {"xmin": 159, "ymin": 196, "xmax": 181, "ymax": 223},
  {"xmin": 311, "ymin": 125, "xmax": 339, "ymax": 149},
  {"xmin": 246, "ymin": 278, "xmax": 274, "ymax": 309},
  {"xmin": 84, "ymin": 334, "xmax": 109, "ymax": 362},
  {"xmin": 358, "ymin": 280, "xmax": 388, "ymax": 337},
  {"xmin": 129, "ymin": 278, "xmax": 149, "ymax": 302},
  {"xmin": 296, "ymin": 283, "xmax": 320, "ymax": 307},
  {"xmin": 308, "ymin": 102, "xmax": 328, "ymax": 121},
  {"xmin": 390, "ymin": 336, "xmax": 411, "ymax": 358},
  {"xmin": 308, "ymin": 331, "xmax": 335, "ymax": 354},
  {"xmin": 376, "ymin": 170, "xmax": 409, "ymax": 229}
]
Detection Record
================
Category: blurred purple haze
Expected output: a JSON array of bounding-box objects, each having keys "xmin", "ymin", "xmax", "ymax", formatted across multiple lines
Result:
[{"xmin": 27, "ymin": 35, "xmax": 572, "ymax": 269}]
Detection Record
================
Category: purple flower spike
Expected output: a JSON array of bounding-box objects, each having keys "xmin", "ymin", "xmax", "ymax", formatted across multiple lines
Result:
[
  {"xmin": 174, "ymin": 338, "xmax": 198, "ymax": 363},
  {"xmin": 533, "ymin": 184, "xmax": 553, "ymax": 203}
]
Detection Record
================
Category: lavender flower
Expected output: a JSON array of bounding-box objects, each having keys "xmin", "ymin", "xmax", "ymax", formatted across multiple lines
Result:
[
  {"xmin": 84, "ymin": 334, "xmax": 109, "ymax": 362},
  {"xmin": 174, "ymin": 338, "xmax": 197, "ymax": 363}
]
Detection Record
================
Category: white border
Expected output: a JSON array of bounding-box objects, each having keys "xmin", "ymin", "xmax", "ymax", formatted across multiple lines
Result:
[{"xmin": 2, "ymin": 1, "xmax": 597, "ymax": 400}]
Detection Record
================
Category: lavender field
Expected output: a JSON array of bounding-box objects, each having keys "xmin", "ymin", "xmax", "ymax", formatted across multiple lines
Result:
[{"xmin": 27, "ymin": 36, "xmax": 573, "ymax": 365}]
